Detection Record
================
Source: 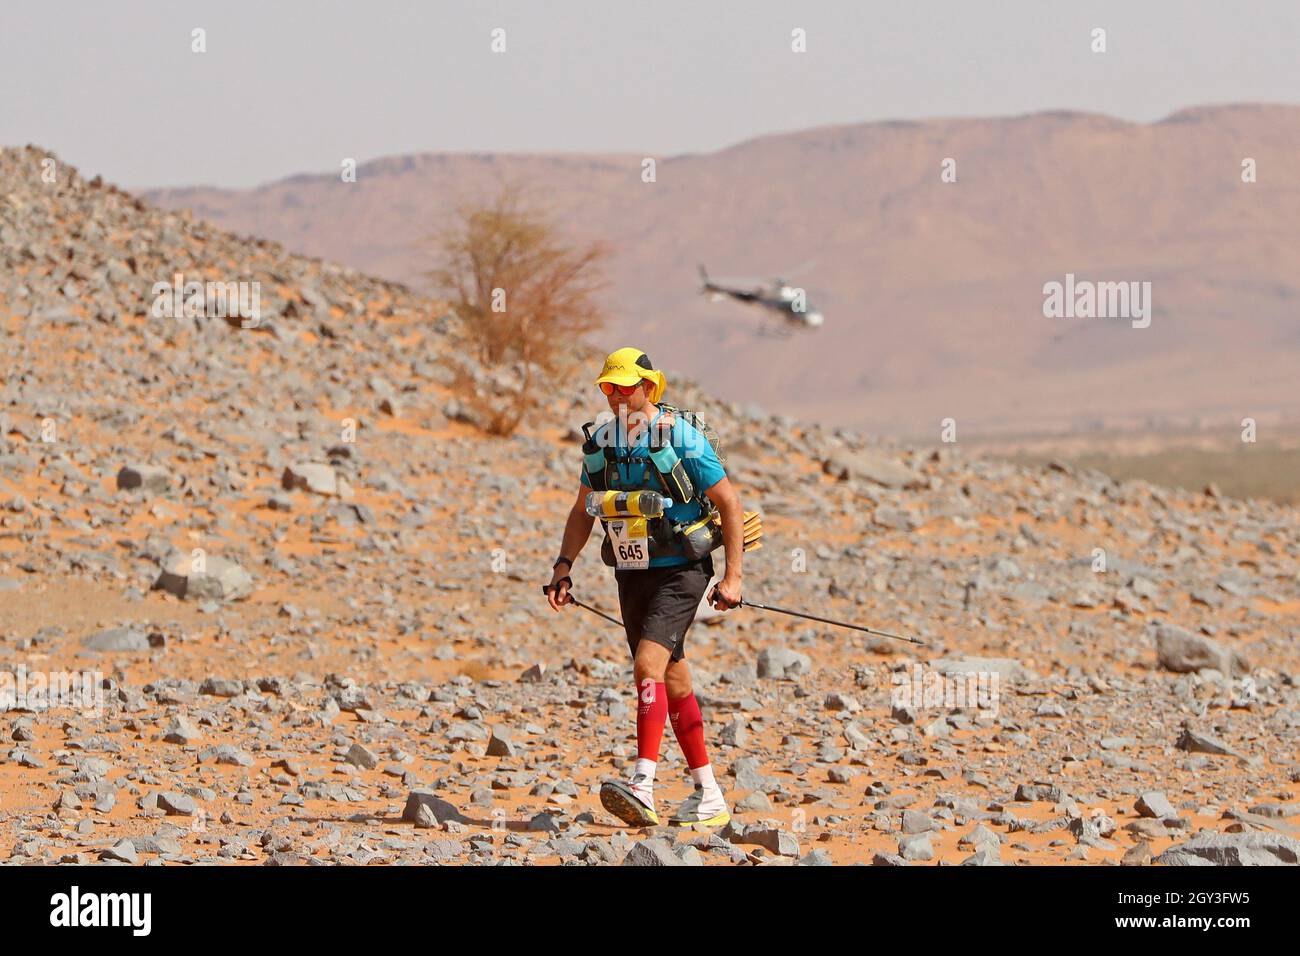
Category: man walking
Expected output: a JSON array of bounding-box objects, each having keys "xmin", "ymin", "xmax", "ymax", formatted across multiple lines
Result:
[{"xmin": 545, "ymin": 347, "xmax": 745, "ymax": 829}]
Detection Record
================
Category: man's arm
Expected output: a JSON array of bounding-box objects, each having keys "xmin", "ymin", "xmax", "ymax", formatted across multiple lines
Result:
[
  {"xmin": 547, "ymin": 483, "xmax": 596, "ymax": 609},
  {"xmin": 704, "ymin": 476, "xmax": 743, "ymax": 608}
]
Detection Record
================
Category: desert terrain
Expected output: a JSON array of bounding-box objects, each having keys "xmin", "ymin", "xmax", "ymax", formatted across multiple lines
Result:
[{"xmin": 1, "ymin": 146, "xmax": 1297, "ymax": 866}]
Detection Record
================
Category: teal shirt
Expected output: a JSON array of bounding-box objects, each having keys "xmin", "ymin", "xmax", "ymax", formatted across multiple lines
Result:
[{"xmin": 581, "ymin": 407, "xmax": 727, "ymax": 568}]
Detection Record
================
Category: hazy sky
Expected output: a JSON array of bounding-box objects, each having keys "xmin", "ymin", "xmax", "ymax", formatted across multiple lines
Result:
[{"xmin": 2, "ymin": 0, "xmax": 1297, "ymax": 189}]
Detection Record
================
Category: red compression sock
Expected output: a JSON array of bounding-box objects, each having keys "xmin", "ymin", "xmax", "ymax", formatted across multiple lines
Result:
[
  {"xmin": 668, "ymin": 692, "xmax": 710, "ymax": 769},
  {"xmin": 636, "ymin": 679, "xmax": 668, "ymax": 761}
]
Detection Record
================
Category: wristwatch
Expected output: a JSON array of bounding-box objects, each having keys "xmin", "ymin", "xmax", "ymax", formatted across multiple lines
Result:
[{"xmin": 553, "ymin": 556, "xmax": 573, "ymax": 572}]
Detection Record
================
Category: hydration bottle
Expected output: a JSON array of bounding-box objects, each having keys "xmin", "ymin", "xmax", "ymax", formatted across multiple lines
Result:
[
  {"xmin": 647, "ymin": 422, "xmax": 695, "ymax": 503},
  {"xmin": 585, "ymin": 490, "xmax": 673, "ymax": 518}
]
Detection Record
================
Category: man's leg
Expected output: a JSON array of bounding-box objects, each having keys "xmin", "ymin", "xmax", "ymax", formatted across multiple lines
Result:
[
  {"xmin": 664, "ymin": 656, "xmax": 692, "ymax": 700},
  {"xmin": 599, "ymin": 636, "xmax": 672, "ymax": 827},
  {"xmin": 665, "ymin": 659, "xmax": 729, "ymax": 827},
  {"xmin": 629, "ymin": 639, "xmax": 672, "ymax": 804}
]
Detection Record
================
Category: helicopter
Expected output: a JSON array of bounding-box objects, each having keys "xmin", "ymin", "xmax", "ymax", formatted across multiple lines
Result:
[{"xmin": 697, "ymin": 263, "xmax": 825, "ymax": 333}]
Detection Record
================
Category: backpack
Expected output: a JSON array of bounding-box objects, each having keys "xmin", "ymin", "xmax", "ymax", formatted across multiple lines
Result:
[{"xmin": 657, "ymin": 403, "xmax": 727, "ymax": 474}]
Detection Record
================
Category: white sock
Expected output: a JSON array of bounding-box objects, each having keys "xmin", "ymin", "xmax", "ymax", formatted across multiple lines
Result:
[
  {"xmin": 690, "ymin": 763, "xmax": 721, "ymax": 794},
  {"xmin": 632, "ymin": 758, "xmax": 656, "ymax": 801},
  {"xmin": 688, "ymin": 764, "xmax": 727, "ymax": 816}
]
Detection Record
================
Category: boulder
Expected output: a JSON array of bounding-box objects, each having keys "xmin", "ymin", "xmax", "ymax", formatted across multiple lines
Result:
[
  {"xmin": 1155, "ymin": 831, "xmax": 1299, "ymax": 866},
  {"xmin": 1155, "ymin": 624, "xmax": 1249, "ymax": 676},
  {"xmin": 153, "ymin": 553, "xmax": 253, "ymax": 602}
]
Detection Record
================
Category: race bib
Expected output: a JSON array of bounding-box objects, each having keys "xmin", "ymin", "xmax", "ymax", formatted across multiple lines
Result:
[{"xmin": 607, "ymin": 517, "xmax": 649, "ymax": 570}]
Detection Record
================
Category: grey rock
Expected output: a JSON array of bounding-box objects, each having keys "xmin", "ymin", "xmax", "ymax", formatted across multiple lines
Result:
[
  {"xmin": 961, "ymin": 846, "xmax": 1001, "ymax": 866},
  {"xmin": 1122, "ymin": 842, "xmax": 1153, "ymax": 866},
  {"xmin": 1015, "ymin": 783, "xmax": 1070, "ymax": 803},
  {"xmin": 447, "ymin": 721, "xmax": 490, "ymax": 743},
  {"xmin": 402, "ymin": 789, "xmax": 465, "ymax": 827},
  {"xmin": 826, "ymin": 691, "xmax": 857, "ymax": 712},
  {"xmin": 673, "ymin": 844, "xmax": 705, "ymax": 866},
  {"xmin": 891, "ymin": 702, "xmax": 916, "ymax": 724},
  {"xmin": 582, "ymin": 839, "xmax": 619, "ymax": 864},
  {"xmin": 519, "ymin": 663, "xmax": 546, "ymax": 683},
  {"xmin": 901, "ymin": 809, "xmax": 934, "ymax": 834},
  {"xmin": 1155, "ymin": 831, "xmax": 1300, "ymax": 866},
  {"xmin": 115, "ymin": 463, "xmax": 171, "ymax": 494},
  {"xmin": 99, "ymin": 839, "xmax": 140, "ymax": 864},
  {"xmin": 424, "ymin": 839, "xmax": 464, "ymax": 861},
  {"xmin": 1126, "ymin": 819, "xmax": 1176, "ymax": 840},
  {"xmin": 333, "ymin": 687, "xmax": 373, "ymax": 712},
  {"xmin": 1135, "ymin": 791, "xmax": 1177, "ymax": 819},
  {"xmin": 873, "ymin": 506, "xmax": 917, "ymax": 531},
  {"xmin": 958, "ymin": 823, "xmax": 1001, "ymax": 848},
  {"xmin": 527, "ymin": 812, "xmax": 560, "ymax": 834},
  {"xmin": 756, "ymin": 647, "xmax": 812, "ymax": 680},
  {"xmin": 210, "ymin": 745, "xmax": 255, "ymax": 767},
  {"xmin": 931, "ymin": 656, "xmax": 1039, "ymax": 684},
  {"xmin": 158, "ymin": 792, "xmax": 196, "ymax": 816},
  {"xmin": 872, "ymin": 852, "xmax": 909, "ymax": 866},
  {"xmin": 1155, "ymin": 624, "xmax": 1249, "ymax": 676},
  {"xmin": 487, "ymin": 726, "xmax": 519, "ymax": 757},
  {"xmin": 546, "ymin": 838, "xmax": 585, "ymax": 859},
  {"xmin": 282, "ymin": 461, "xmax": 349, "ymax": 497},
  {"xmin": 162, "ymin": 716, "xmax": 202, "ymax": 744},
  {"xmin": 1176, "ymin": 723, "xmax": 1244, "ymax": 759},
  {"xmin": 344, "ymin": 742, "xmax": 379, "ymax": 769},
  {"xmin": 735, "ymin": 791, "xmax": 772, "ymax": 813},
  {"xmin": 1221, "ymin": 808, "xmax": 1300, "ymax": 834},
  {"xmin": 1069, "ymin": 815, "xmax": 1115, "ymax": 849},
  {"xmin": 81, "ymin": 627, "xmax": 150, "ymax": 652},
  {"xmin": 821, "ymin": 451, "xmax": 924, "ymax": 489},
  {"xmin": 731, "ymin": 757, "xmax": 775, "ymax": 793},
  {"xmin": 199, "ymin": 677, "xmax": 244, "ymax": 697},
  {"xmin": 732, "ymin": 827, "xmax": 800, "ymax": 856},
  {"xmin": 720, "ymin": 718, "xmax": 749, "ymax": 747},
  {"xmin": 898, "ymin": 832, "xmax": 933, "ymax": 861},
  {"xmin": 153, "ymin": 554, "xmax": 253, "ymax": 602},
  {"xmin": 843, "ymin": 722, "xmax": 873, "ymax": 751},
  {"xmin": 622, "ymin": 837, "xmax": 686, "ymax": 866}
]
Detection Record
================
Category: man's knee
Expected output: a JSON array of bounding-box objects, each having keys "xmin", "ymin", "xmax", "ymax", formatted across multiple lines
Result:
[
  {"xmin": 664, "ymin": 659, "xmax": 692, "ymax": 700},
  {"xmin": 633, "ymin": 640, "xmax": 671, "ymax": 682}
]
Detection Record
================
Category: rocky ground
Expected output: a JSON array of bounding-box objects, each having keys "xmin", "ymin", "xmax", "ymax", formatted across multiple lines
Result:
[{"xmin": 1, "ymin": 146, "xmax": 1297, "ymax": 866}]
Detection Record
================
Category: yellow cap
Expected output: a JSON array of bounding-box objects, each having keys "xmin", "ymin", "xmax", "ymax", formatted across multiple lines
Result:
[{"xmin": 595, "ymin": 347, "xmax": 666, "ymax": 403}]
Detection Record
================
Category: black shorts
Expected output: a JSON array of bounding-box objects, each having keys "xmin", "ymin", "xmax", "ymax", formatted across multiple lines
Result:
[{"xmin": 615, "ymin": 555, "xmax": 715, "ymax": 662}]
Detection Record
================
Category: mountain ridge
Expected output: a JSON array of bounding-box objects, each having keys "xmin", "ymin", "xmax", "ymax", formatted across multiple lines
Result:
[{"xmin": 140, "ymin": 103, "xmax": 1300, "ymax": 437}]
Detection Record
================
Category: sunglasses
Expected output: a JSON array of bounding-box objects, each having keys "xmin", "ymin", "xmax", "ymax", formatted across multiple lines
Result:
[{"xmin": 599, "ymin": 381, "xmax": 646, "ymax": 396}]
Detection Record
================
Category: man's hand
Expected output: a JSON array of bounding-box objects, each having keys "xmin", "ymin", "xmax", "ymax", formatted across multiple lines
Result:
[
  {"xmin": 545, "ymin": 570, "xmax": 573, "ymax": 610},
  {"xmin": 709, "ymin": 575, "xmax": 741, "ymax": 610}
]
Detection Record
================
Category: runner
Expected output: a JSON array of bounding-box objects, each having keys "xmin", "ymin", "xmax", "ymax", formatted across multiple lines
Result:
[{"xmin": 545, "ymin": 347, "xmax": 745, "ymax": 829}]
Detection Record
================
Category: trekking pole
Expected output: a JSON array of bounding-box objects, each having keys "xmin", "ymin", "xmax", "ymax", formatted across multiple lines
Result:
[
  {"xmin": 708, "ymin": 586, "xmax": 924, "ymax": 646},
  {"xmin": 540, "ymin": 585, "xmax": 624, "ymax": 628}
]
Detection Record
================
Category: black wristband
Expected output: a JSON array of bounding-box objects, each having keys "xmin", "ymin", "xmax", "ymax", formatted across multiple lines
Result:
[{"xmin": 553, "ymin": 556, "xmax": 573, "ymax": 572}]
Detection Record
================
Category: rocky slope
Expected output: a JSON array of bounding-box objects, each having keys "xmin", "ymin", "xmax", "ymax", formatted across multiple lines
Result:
[{"xmin": 0, "ymin": 145, "xmax": 1297, "ymax": 866}]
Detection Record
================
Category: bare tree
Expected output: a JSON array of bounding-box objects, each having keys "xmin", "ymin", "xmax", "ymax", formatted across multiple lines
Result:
[{"xmin": 428, "ymin": 183, "xmax": 611, "ymax": 435}]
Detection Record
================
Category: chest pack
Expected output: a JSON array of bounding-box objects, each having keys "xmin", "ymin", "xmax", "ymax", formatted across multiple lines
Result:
[{"xmin": 581, "ymin": 405, "xmax": 726, "ymax": 570}]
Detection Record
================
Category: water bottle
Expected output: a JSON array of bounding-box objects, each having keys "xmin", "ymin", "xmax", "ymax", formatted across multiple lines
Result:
[
  {"xmin": 585, "ymin": 490, "xmax": 673, "ymax": 518},
  {"xmin": 648, "ymin": 442, "xmax": 695, "ymax": 503}
]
